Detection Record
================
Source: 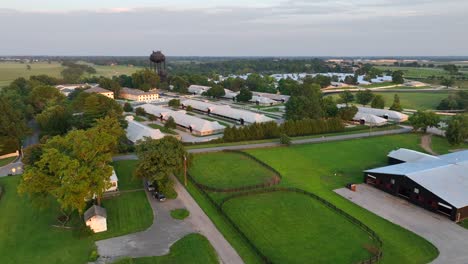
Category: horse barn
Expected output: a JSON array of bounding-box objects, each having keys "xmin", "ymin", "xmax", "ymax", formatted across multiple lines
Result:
[
  {"xmin": 180, "ymin": 99, "xmax": 274, "ymax": 125},
  {"xmin": 139, "ymin": 104, "xmax": 224, "ymax": 136},
  {"xmin": 364, "ymin": 149, "xmax": 468, "ymax": 222}
]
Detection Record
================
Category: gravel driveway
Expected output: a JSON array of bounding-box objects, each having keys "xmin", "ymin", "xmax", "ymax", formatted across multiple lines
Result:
[
  {"xmin": 335, "ymin": 184, "xmax": 468, "ymax": 264},
  {"xmin": 96, "ymin": 176, "xmax": 243, "ymax": 264}
]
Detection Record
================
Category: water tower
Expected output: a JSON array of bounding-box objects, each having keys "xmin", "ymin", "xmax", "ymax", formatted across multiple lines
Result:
[{"xmin": 149, "ymin": 50, "xmax": 167, "ymax": 81}]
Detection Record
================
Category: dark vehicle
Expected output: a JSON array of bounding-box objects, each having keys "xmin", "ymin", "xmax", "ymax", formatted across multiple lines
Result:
[
  {"xmin": 153, "ymin": 192, "xmax": 166, "ymax": 202},
  {"xmin": 145, "ymin": 180, "xmax": 156, "ymax": 192}
]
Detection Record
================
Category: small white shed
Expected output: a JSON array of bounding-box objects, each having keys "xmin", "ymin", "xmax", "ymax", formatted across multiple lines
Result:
[{"xmin": 84, "ymin": 205, "xmax": 107, "ymax": 233}]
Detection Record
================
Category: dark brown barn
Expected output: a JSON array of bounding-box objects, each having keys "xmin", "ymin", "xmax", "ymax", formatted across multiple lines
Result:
[{"xmin": 364, "ymin": 149, "xmax": 468, "ymax": 222}]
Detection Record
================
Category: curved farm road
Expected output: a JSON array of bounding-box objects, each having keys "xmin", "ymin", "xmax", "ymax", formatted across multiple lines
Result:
[{"xmin": 96, "ymin": 175, "xmax": 243, "ymax": 264}]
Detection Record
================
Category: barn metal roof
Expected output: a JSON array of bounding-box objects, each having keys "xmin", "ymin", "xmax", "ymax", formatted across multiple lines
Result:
[
  {"xmin": 181, "ymin": 99, "xmax": 274, "ymax": 124},
  {"xmin": 139, "ymin": 104, "xmax": 224, "ymax": 133},
  {"xmin": 354, "ymin": 112, "xmax": 388, "ymax": 126},
  {"xmin": 365, "ymin": 150, "xmax": 468, "ymax": 208},
  {"xmin": 125, "ymin": 116, "xmax": 165, "ymax": 143},
  {"xmin": 388, "ymin": 148, "xmax": 439, "ymax": 163}
]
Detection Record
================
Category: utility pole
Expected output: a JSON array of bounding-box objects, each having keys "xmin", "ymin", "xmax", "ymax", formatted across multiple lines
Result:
[{"xmin": 184, "ymin": 155, "xmax": 187, "ymax": 186}]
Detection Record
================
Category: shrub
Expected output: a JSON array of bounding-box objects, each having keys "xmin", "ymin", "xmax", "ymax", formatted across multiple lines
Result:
[
  {"xmin": 135, "ymin": 107, "xmax": 146, "ymax": 116},
  {"xmin": 88, "ymin": 247, "xmax": 99, "ymax": 262},
  {"xmin": 280, "ymin": 134, "xmax": 292, "ymax": 146},
  {"xmin": 170, "ymin": 208, "xmax": 190, "ymax": 220}
]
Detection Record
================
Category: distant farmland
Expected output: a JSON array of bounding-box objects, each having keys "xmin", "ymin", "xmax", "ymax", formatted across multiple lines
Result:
[{"xmin": 0, "ymin": 62, "xmax": 142, "ymax": 87}]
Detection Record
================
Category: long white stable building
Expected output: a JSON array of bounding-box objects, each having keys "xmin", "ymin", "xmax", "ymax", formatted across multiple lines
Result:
[
  {"xmin": 356, "ymin": 106, "xmax": 408, "ymax": 122},
  {"xmin": 140, "ymin": 104, "xmax": 224, "ymax": 136},
  {"xmin": 125, "ymin": 116, "xmax": 165, "ymax": 143},
  {"xmin": 180, "ymin": 99, "xmax": 274, "ymax": 125}
]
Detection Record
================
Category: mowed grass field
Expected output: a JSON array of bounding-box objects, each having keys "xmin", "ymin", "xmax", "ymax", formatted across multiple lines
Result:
[
  {"xmin": 330, "ymin": 91, "xmax": 451, "ymax": 110},
  {"xmin": 114, "ymin": 233, "xmax": 219, "ymax": 264},
  {"xmin": 223, "ymin": 192, "xmax": 375, "ymax": 263},
  {"xmin": 187, "ymin": 134, "xmax": 441, "ymax": 264},
  {"xmin": 189, "ymin": 152, "xmax": 277, "ymax": 189},
  {"xmin": 0, "ymin": 160, "xmax": 152, "ymax": 264},
  {"xmin": 0, "ymin": 62, "xmax": 142, "ymax": 87}
]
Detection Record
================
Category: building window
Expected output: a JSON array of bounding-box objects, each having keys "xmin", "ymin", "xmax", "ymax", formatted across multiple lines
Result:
[
  {"xmin": 414, "ymin": 188, "xmax": 419, "ymax": 194},
  {"xmin": 390, "ymin": 179, "xmax": 395, "ymax": 185}
]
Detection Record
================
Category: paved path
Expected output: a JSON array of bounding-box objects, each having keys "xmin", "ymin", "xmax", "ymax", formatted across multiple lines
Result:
[
  {"xmin": 96, "ymin": 176, "xmax": 243, "ymax": 264},
  {"xmin": 335, "ymin": 184, "xmax": 468, "ymax": 264},
  {"xmin": 421, "ymin": 134, "xmax": 438, "ymax": 155},
  {"xmin": 189, "ymin": 127, "xmax": 411, "ymax": 153},
  {"xmin": 96, "ymin": 190, "xmax": 195, "ymax": 262},
  {"xmin": 113, "ymin": 127, "xmax": 411, "ymax": 159}
]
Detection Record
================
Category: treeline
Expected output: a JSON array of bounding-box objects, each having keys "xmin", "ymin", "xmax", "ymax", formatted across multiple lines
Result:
[
  {"xmin": 0, "ymin": 75, "xmax": 131, "ymax": 155},
  {"xmin": 437, "ymin": 90, "xmax": 468, "ymax": 110},
  {"xmin": 223, "ymin": 119, "xmax": 344, "ymax": 142}
]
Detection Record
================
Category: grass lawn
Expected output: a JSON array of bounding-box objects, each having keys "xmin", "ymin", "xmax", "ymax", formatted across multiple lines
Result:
[
  {"xmin": 458, "ymin": 220, "xmax": 468, "ymax": 229},
  {"xmin": 133, "ymin": 115, "xmax": 146, "ymax": 122},
  {"xmin": 186, "ymin": 134, "xmax": 440, "ymax": 264},
  {"xmin": 223, "ymin": 191, "xmax": 375, "ymax": 263},
  {"xmin": 330, "ymin": 91, "xmax": 451, "ymax": 110},
  {"xmin": 0, "ymin": 159, "xmax": 154, "ymax": 263},
  {"xmin": 0, "ymin": 62, "xmax": 142, "ymax": 88},
  {"xmin": 148, "ymin": 123, "xmax": 178, "ymax": 135},
  {"xmin": 243, "ymin": 134, "xmax": 439, "ymax": 264},
  {"xmin": 0, "ymin": 176, "xmax": 94, "ymax": 264},
  {"xmin": 430, "ymin": 135, "xmax": 468, "ymax": 155},
  {"xmin": 0, "ymin": 157, "xmax": 15, "ymax": 167},
  {"xmin": 170, "ymin": 208, "xmax": 190, "ymax": 220},
  {"xmin": 113, "ymin": 233, "xmax": 218, "ymax": 264},
  {"xmin": 376, "ymin": 66, "xmax": 463, "ymax": 79},
  {"xmin": 113, "ymin": 160, "xmax": 141, "ymax": 190},
  {"xmin": 94, "ymin": 191, "xmax": 153, "ymax": 240},
  {"xmin": 189, "ymin": 152, "xmax": 277, "ymax": 189}
]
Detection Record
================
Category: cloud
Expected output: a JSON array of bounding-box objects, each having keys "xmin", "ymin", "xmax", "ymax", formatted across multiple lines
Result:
[{"xmin": 0, "ymin": 0, "xmax": 467, "ymax": 56}]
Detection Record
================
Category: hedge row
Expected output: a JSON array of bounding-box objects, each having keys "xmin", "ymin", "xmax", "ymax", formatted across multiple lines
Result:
[{"xmin": 223, "ymin": 118, "xmax": 344, "ymax": 143}]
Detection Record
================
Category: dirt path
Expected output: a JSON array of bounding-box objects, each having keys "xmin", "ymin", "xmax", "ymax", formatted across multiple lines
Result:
[{"xmin": 421, "ymin": 134, "xmax": 438, "ymax": 155}]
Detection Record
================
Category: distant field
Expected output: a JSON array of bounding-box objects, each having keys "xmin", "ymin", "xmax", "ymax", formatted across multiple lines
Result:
[
  {"xmin": 0, "ymin": 62, "xmax": 142, "ymax": 87},
  {"xmin": 377, "ymin": 66, "xmax": 468, "ymax": 79},
  {"xmin": 331, "ymin": 91, "xmax": 451, "ymax": 110}
]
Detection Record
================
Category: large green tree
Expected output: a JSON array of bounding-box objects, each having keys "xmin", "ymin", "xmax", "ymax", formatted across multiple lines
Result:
[
  {"xmin": 18, "ymin": 117, "xmax": 124, "ymax": 220},
  {"xmin": 0, "ymin": 96, "xmax": 30, "ymax": 150},
  {"xmin": 36, "ymin": 105, "xmax": 72, "ymax": 136},
  {"xmin": 409, "ymin": 111, "xmax": 440, "ymax": 133},
  {"xmin": 28, "ymin": 85, "xmax": 65, "ymax": 113},
  {"xmin": 135, "ymin": 137, "xmax": 189, "ymax": 195},
  {"xmin": 132, "ymin": 69, "xmax": 160, "ymax": 91},
  {"xmin": 339, "ymin": 90, "xmax": 354, "ymax": 106},
  {"xmin": 371, "ymin": 95, "xmax": 385, "ymax": 109},
  {"xmin": 389, "ymin": 94, "xmax": 403, "ymax": 111},
  {"xmin": 392, "ymin": 70, "xmax": 405, "ymax": 84},
  {"xmin": 355, "ymin": 89, "xmax": 374, "ymax": 106},
  {"xmin": 204, "ymin": 85, "xmax": 225, "ymax": 98},
  {"xmin": 446, "ymin": 115, "xmax": 468, "ymax": 145},
  {"xmin": 285, "ymin": 83, "xmax": 323, "ymax": 120},
  {"xmin": 236, "ymin": 88, "xmax": 253, "ymax": 102}
]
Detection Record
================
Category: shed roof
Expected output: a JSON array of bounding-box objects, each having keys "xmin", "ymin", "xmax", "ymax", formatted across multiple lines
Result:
[
  {"xmin": 181, "ymin": 99, "xmax": 274, "ymax": 124},
  {"xmin": 84, "ymin": 205, "xmax": 107, "ymax": 221},
  {"xmin": 354, "ymin": 112, "xmax": 387, "ymax": 126},
  {"xmin": 84, "ymin": 86, "xmax": 113, "ymax": 94},
  {"xmin": 139, "ymin": 104, "xmax": 224, "ymax": 133},
  {"xmin": 356, "ymin": 106, "xmax": 408, "ymax": 122},
  {"xmin": 365, "ymin": 150, "xmax": 468, "ymax": 208},
  {"xmin": 121, "ymin": 87, "xmax": 158, "ymax": 96},
  {"xmin": 388, "ymin": 148, "xmax": 439, "ymax": 163},
  {"xmin": 125, "ymin": 116, "xmax": 165, "ymax": 143}
]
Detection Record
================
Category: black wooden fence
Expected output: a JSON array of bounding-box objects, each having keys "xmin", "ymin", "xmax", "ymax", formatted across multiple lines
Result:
[{"xmin": 187, "ymin": 150, "xmax": 383, "ymax": 264}]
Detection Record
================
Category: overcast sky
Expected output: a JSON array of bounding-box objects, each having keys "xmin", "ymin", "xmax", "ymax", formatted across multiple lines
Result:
[{"xmin": 1, "ymin": 0, "xmax": 467, "ymax": 56}]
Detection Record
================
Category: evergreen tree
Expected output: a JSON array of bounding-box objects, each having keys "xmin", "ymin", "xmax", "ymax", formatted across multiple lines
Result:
[
  {"xmin": 389, "ymin": 94, "xmax": 403, "ymax": 111},
  {"xmin": 371, "ymin": 95, "xmax": 385, "ymax": 109}
]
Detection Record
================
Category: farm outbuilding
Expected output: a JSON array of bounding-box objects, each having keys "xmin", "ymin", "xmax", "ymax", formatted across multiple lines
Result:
[
  {"xmin": 180, "ymin": 99, "xmax": 274, "ymax": 125},
  {"xmin": 356, "ymin": 106, "xmax": 408, "ymax": 122},
  {"xmin": 139, "ymin": 104, "xmax": 224, "ymax": 136},
  {"xmin": 364, "ymin": 149, "xmax": 468, "ymax": 222},
  {"xmin": 353, "ymin": 112, "xmax": 387, "ymax": 126},
  {"xmin": 125, "ymin": 116, "xmax": 165, "ymax": 143},
  {"xmin": 188, "ymin": 85, "xmax": 211, "ymax": 95},
  {"xmin": 84, "ymin": 205, "xmax": 107, "ymax": 233}
]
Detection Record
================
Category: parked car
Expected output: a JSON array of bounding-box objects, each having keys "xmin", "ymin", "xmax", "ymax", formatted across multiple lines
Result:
[
  {"xmin": 153, "ymin": 192, "xmax": 166, "ymax": 202},
  {"xmin": 145, "ymin": 180, "xmax": 155, "ymax": 192}
]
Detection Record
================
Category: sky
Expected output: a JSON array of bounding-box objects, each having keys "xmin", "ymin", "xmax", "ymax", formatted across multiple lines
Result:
[{"xmin": 1, "ymin": 0, "xmax": 467, "ymax": 56}]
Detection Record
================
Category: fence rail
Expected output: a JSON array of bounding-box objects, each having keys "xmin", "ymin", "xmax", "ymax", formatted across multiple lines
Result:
[{"xmin": 188, "ymin": 150, "xmax": 383, "ymax": 264}]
